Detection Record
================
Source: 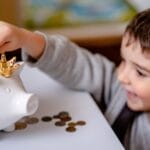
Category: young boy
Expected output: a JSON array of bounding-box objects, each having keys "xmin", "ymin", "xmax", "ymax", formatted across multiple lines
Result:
[{"xmin": 0, "ymin": 9, "xmax": 150, "ymax": 150}]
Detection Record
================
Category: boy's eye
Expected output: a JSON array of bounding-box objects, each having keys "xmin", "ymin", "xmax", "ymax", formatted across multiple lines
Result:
[{"xmin": 137, "ymin": 70, "xmax": 147, "ymax": 77}]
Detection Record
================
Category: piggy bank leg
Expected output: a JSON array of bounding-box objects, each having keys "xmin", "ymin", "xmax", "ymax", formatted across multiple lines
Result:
[{"xmin": 3, "ymin": 124, "xmax": 15, "ymax": 132}]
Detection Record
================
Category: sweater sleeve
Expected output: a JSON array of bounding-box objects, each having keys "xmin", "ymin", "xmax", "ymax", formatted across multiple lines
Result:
[
  {"xmin": 22, "ymin": 32, "xmax": 116, "ymax": 106},
  {"xmin": 128, "ymin": 113, "xmax": 150, "ymax": 150}
]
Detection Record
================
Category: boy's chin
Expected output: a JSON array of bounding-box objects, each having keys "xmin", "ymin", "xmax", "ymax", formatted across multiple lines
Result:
[{"xmin": 127, "ymin": 98, "xmax": 143, "ymax": 111}]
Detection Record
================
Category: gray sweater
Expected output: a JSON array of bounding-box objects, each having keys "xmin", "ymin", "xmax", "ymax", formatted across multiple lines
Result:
[{"xmin": 22, "ymin": 32, "xmax": 150, "ymax": 150}]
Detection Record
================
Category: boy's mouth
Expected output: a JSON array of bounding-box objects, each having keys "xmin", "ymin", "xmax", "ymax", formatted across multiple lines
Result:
[
  {"xmin": 127, "ymin": 91, "xmax": 137, "ymax": 98},
  {"xmin": 127, "ymin": 90, "xmax": 139, "ymax": 104}
]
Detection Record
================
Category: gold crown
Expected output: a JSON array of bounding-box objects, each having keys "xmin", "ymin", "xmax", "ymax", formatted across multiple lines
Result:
[{"xmin": 0, "ymin": 53, "xmax": 20, "ymax": 77}]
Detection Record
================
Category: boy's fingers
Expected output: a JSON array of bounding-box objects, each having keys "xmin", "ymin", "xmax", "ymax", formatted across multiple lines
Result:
[
  {"xmin": 0, "ymin": 42, "xmax": 12, "ymax": 53},
  {"xmin": 0, "ymin": 41, "xmax": 10, "ymax": 46}
]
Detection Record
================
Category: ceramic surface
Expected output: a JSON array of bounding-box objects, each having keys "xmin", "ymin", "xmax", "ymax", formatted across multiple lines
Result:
[{"xmin": 0, "ymin": 63, "xmax": 38, "ymax": 131}]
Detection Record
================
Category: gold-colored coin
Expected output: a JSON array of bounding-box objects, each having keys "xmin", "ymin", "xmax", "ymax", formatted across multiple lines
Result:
[
  {"xmin": 66, "ymin": 126, "xmax": 76, "ymax": 132},
  {"xmin": 41, "ymin": 116, "xmax": 52, "ymax": 122},
  {"xmin": 76, "ymin": 120, "xmax": 86, "ymax": 126},
  {"xmin": 68, "ymin": 122, "xmax": 76, "ymax": 127},
  {"xmin": 15, "ymin": 122, "xmax": 27, "ymax": 130},
  {"xmin": 25, "ymin": 117, "xmax": 39, "ymax": 124}
]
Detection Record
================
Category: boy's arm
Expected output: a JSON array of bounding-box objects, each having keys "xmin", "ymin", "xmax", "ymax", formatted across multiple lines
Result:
[
  {"xmin": 22, "ymin": 32, "xmax": 117, "ymax": 103},
  {"xmin": 0, "ymin": 22, "xmax": 118, "ymax": 105}
]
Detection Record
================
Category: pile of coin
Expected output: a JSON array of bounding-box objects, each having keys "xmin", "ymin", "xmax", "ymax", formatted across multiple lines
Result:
[
  {"xmin": 15, "ymin": 111, "xmax": 86, "ymax": 133},
  {"xmin": 53, "ymin": 111, "xmax": 72, "ymax": 127},
  {"xmin": 66, "ymin": 120, "xmax": 86, "ymax": 132},
  {"xmin": 15, "ymin": 116, "xmax": 39, "ymax": 130}
]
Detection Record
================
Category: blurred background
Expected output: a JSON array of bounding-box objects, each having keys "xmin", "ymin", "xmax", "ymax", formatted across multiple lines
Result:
[{"xmin": 0, "ymin": 0, "xmax": 149, "ymax": 64}]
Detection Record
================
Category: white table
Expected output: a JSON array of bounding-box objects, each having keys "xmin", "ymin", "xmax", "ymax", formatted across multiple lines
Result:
[{"xmin": 0, "ymin": 65, "xmax": 124, "ymax": 150}]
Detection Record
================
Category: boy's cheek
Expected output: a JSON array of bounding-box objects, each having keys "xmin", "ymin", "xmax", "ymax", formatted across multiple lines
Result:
[
  {"xmin": 135, "ymin": 86, "xmax": 150, "ymax": 100},
  {"xmin": 135, "ymin": 90, "xmax": 150, "ymax": 111}
]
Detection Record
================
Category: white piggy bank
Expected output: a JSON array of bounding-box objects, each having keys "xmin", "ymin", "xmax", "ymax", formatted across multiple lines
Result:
[{"xmin": 0, "ymin": 63, "xmax": 39, "ymax": 132}]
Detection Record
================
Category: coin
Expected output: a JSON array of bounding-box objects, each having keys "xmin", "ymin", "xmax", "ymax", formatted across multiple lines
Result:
[
  {"xmin": 66, "ymin": 126, "xmax": 76, "ymax": 132},
  {"xmin": 59, "ymin": 113, "xmax": 69, "ymax": 119},
  {"xmin": 25, "ymin": 117, "xmax": 39, "ymax": 124},
  {"xmin": 68, "ymin": 122, "xmax": 76, "ymax": 127},
  {"xmin": 60, "ymin": 116, "xmax": 72, "ymax": 122},
  {"xmin": 53, "ymin": 115, "xmax": 60, "ymax": 119},
  {"xmin": 41, "ymin": 116, "xmax": 52, "ymax": 122},
  {"xmin": 55, "ymin": 121, "xmax": 66, "ymax": 126},
  {"xmin": 15, "ymin": 122, "xmax": 27, "ymax": 130},
  {"xmin": 59, "ymin": 111, "xmax": 69, "ymax": 117},
  {"xmin": 76, "ymin": 120, "xmax": 86, "ymax": 126}
]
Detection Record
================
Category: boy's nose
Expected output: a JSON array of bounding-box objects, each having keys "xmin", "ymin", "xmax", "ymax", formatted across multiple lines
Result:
[{"xmin": 117, "ymin": 68, "xmax": 131, "ymax": 85}]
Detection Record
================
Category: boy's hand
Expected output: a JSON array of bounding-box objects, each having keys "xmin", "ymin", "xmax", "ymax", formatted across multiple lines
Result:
[
  {"xmin": 0, "ymin": 21, "xmax": 23, "ymax": 53},
  {"xmin": 0, "ymin": 21, "xmax": 45, "ymax": 59}
]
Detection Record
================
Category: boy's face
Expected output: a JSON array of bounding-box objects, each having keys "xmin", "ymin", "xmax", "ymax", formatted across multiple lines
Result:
[{"xmin": 117, "ymin": 33, "xmax": 150, "ymax": 111}]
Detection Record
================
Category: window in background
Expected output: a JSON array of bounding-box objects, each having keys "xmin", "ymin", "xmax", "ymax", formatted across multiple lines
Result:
[{"xmin": 22, "ymin": 0, "xmax": 137, "ymax": 29}]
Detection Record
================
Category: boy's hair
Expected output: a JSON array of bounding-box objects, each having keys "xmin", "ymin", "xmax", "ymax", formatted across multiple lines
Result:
[{"xmin": 125, "ymin": 8, "xmax": 150, "ymax": 52}]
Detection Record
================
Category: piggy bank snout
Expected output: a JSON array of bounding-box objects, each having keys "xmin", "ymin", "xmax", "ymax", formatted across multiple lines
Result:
[{"xmin": 15, "ymin": 94, "xmax": 39, "ymax": 116}]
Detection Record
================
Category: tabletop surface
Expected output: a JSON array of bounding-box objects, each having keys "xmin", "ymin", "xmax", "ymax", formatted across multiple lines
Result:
[{"xmin": 0, "ymin": 65, "xmax": 124, "ymax": 150}]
